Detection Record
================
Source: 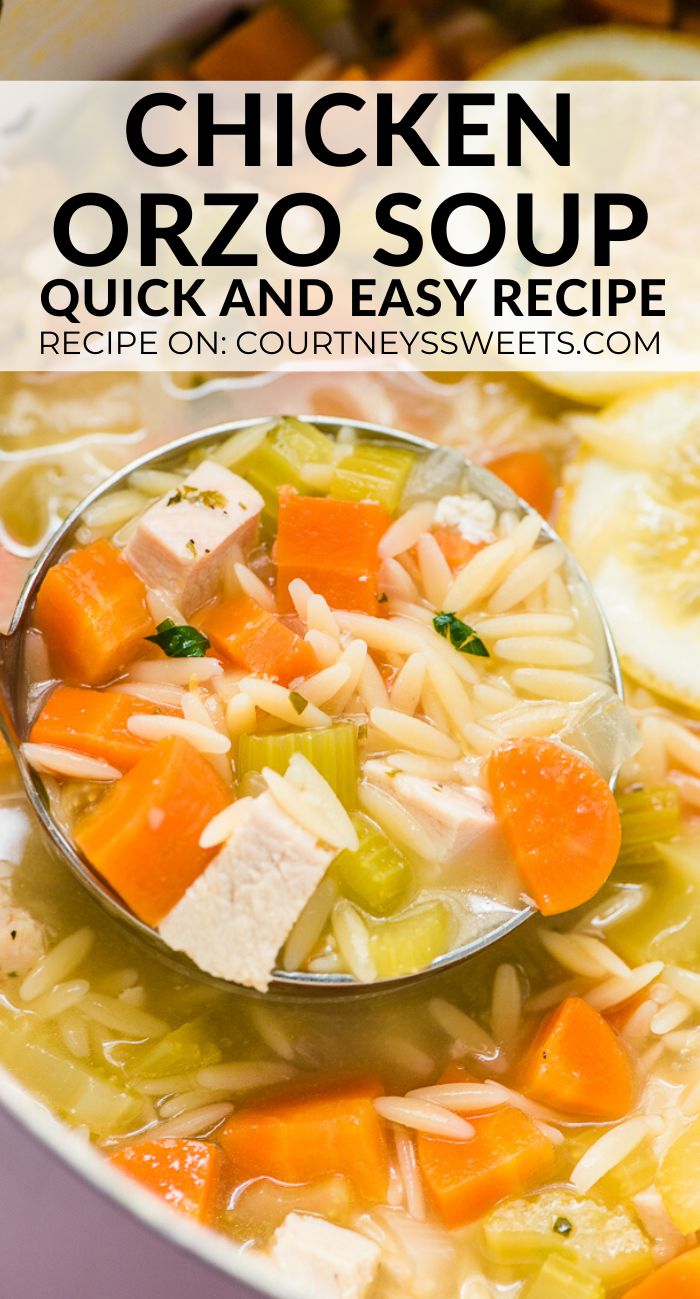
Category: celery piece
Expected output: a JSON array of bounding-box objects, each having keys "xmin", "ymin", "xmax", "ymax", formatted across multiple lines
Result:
[
  {"xmin": 237, "ymin": 721, "xmax": 358, "ymax": 809},
  {"xmin": 483, "ymin": 1189, "xmax": 653, "ymax": 1287},
  {"xmin": 330, "ymin": 445, "xmax": 416, "ymax": 515},
  {"xmin": 659, "ymin": 1114, "xmax": 700, "ymax": 1234},
  {"xmin": 334, "ymin": 813, "xmax": 410, "ymax": 916},
  {"xmin": 0, "ymin": 1020, "xmax": 141, "ymax": 1135},
  {"xmin": 525, "ymin": 1255, "xmax": 604, "ymax": 1299},
  {"xmin": 614, "ymin": 833, "xmax": 700, "ymax": 965},
  {"xmin": 598, "ymin": 1139, "xmax": 656, "ymax": 1203},
  {"xmin": 132, "ymin": 1020, "xmax": 221, "ymax": 1079},
  {"xmin": 241, "ymin": 417, "xmax": 335, "ymax": 519},
  {"xmin": 616, "ymin": 785, "xmax": 681, "ymax": 868},
  {"xmin": 368, "ymin": 901, "xmax": 455, "ymax": 979}
]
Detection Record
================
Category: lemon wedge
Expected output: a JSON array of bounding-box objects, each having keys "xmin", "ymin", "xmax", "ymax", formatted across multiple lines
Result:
[
  {"xmin": 478, "ymin": 24, "xmax": 700, "ymax": 81},
  {"xmin": 559, "ymin": 379, "xmax": 700, "ymax": 709}
]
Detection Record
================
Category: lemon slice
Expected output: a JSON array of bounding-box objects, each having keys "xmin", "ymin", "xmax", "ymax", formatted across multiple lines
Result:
[
  {"xmin": 478, "ymin": 24, "xmax": 700, "ymax": 80},
  {"xmin": 560, "ymin": 379, "xmax": 700, "ymax": 709}
]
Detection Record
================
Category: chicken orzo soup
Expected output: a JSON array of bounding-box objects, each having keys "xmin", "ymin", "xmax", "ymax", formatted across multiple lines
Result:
[
  {"xmin": 17, "ymin": 418, "xmax": 631, "ymax": 991},
  {"xmin": 1, "ymin": 373, "xmax": 700, "ymax": 1299}
]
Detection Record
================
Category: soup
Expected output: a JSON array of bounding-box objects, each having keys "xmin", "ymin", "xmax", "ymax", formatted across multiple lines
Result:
[
  {"xmin": 19, "ymin": 419, "xmax": 626, "ymax": 991},
  {"xmin": 1, "ymin": 371, "xmax": 700, "ymax": 1299}
]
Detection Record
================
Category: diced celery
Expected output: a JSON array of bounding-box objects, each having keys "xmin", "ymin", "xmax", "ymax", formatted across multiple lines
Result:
[
  {"xmin": 334, "ymin": 813, "xmax": 410, "ymax": 916},
  {"xmin": 0, "ymin": 1020, "xmax": 141, "ymax": 1135},
  {"xmin": 368, "ymin": 901, "xmax": 455, "ymax": 979},
  {"xmin": 616, "ymin": 785, "xmax": 681, "ymax": 868},
  {"xmin": 132, "ymin": 1020, "xmax": 221, "ymax": 1079},
  {"xmin": 236, "ymin": 722, "xmax": 358, "ymax": 809},
  {"xmin": 482, "ymin": 1189, "xmax": 653, "ymax": 1287},
  {"xmin": 330, "ymin": 445, "xmax": 416, "ymax": 515},
  {"xmin": 659, "ymin": 1114, "xmax": 700, "ymax": 1234},
  {"xmin": 525, "ymin": 1255, "xmax": 604, "ymax": 1299},
  {"xmin": 598, "ymin": 1139, "xmax": 657, "ymax": 1202},
  {"xmin": 241, "ymin": 417, "xmax": 335, "ymax": 518},
  {"xmin": 614, "ymin": 834, "xmax": 700, "ymax": 965}
]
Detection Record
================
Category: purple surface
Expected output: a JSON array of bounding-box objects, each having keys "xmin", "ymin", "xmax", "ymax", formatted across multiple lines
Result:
[{"xmin": 0, "ymin": 1103, "xmax": 261, "ymax": 1299}]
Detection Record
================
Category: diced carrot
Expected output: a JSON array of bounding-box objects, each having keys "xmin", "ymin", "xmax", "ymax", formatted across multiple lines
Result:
[
  {"xmin": 219, "ymin": 1077, "xmax": 389, "ymax": 1202},
  {"xmin": 518, "ymin": 996, "xmax": 634, "ymax": 1121},
  {"xmin": 417, "ymin": 1103, "xmax": 555, "ymax": 1228},
  {"xmin": 110, "ymin": 1139, "xmax": 222, "ymax": 1222},
  {"xmin": 30, "ymin": 686, "xmax": 177, "ymax": 773},
  {"xmin": 431, "ymin": 527, "xmax": 486, "ymax": 570},
  {"xmin": 75, "ymin": 736, "xmax": 229, "ymax": 926},
  {"xmin": 487, "ymin": 738, "xmax": 621, "ymax": 915},
  {"xmin": 621, "ymin": 1245, "xmax": 700, "ymax": 1299},
  {"xmin": 605, "ymin": 990, "xmax": 648, "ymax": 1035},
  {"xmin": 34, "ymin": 540, "xmax": 152, "ymax": 688},
  {"xmin": 380, "ymin": 34, "xmax": 446, "ymax": 79},
  {"xmin": 201, "ymin": 593, "xmax": 317, "ymax": 685},
  {"xmin": 193, "ymin": 5, "xmax": 320, "ymax": 80},
  {"xmin": 486, "ymin": 451, "xmax": 556, "ymax": 519},
  {"xmin": 276, "ymin": 490, "xmax": 390, "ymax": 615}
]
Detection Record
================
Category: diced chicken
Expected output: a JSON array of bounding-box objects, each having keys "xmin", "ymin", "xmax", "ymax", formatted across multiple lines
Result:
[
  {"xmin": 159, "ymin": 792, "xmax": 335, "ymax": 991},
  {"xmin": 0, "ymin": 904, "xmax": 45, "ymax": 979},
  {"xmin": 124, "ymin": 460, "xmax": 263, "ymax": 617},
  {"xmin": 268, "ymin": 1213, "xmax": 381, "ymax": 1299},
  {"xmin": 364, "ymin": 758, "xmax": 499, "ymax": 864},
  {"xmin": 433, "ymin": 493, "xmax": 496, "ymax": 544}
]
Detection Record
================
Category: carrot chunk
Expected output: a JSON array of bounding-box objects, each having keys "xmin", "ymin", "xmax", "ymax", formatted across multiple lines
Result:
[
  {"xmin": 486, "ymin": 451, "xmax": 556, "ymax": 519},
  {"xmin": 75, "ymin": 736, "xmax": 229, "ymax": 925},
  {"xmin": 30, "ymin": 686, "xmax": 175, "ymax": 773},
  {"xmin": 193, "ymin": 5, "xmax": 320, "ymax": 80},
  {"xmin": 518, "ymin": 996, "xmax": 634, "ymax": 1121},
  {"xmin": 487, "ymin": 738, "xmax": 621, "ymax": 915},
  {"xmin": 34, "ymin": 540, "xmax": 152, "ymax": 687},
  {"xmin": 110, "ymin": 1139, "xmax": 221, "ymax": 1222},
  {"xmin": 431, "ymin": 527, "xmax": 486, "ymax": 570},
  {"xmin": 621, "ymin": 1246, "xmax": 700, "ymax": 1299},
  {"xmin": 219, "ymin": 1078, "xmax": 389, "ymax": 1202},
  {"xmin": 417, "ymin": 1103, "xmax": 555, "ymax": 1228},
  {"xmin": 201, "ymin": 593, "xmax": 317, "ymax": 685},
  {"xmin": 276, "ymin": 491, "xmax": 390, "ymax": 615}
]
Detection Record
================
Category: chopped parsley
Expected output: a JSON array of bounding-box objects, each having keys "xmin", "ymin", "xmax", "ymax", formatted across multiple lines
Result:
[
  {"xmin": 433, "ymin": 611, "xmax": 489, "ymax": 657},
  {"xmin": 289, "ymin": 690, "xmax": 309, "ymax": 715},
  {"xmin": 146, "ymin": 619, "xmax": 210, "ymax": 659},
  {"xmin": 553, "ymin": 1217, "xmax": 573, "ymax": 1237},
  {"xmin": 166, "ymin": 486, "xmax": 227, "ymax": 510}
]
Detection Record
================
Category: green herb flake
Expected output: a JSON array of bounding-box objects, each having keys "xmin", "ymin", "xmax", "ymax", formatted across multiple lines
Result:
[
  {"xmin": 553, "ymin": 1217, "xmax": 573, "ymax": 1237},
  {"xmin": 433, "ymin": 611, "xmax": 489, "ymax": 658},
  {"xmin": 166, "ymin": 485, "xmax": 227, "ymax": 510},
  {"xmin": 146, "ymin": 619, "xmax": 210, "ymax": 659},
  {"xmin": 289, "ymin": 690, "xmax": 309, "ymax": 715}
]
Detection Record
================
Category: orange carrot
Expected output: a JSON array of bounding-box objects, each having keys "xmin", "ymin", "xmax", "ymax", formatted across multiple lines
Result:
[
  {"xmin": 417, "ymin": 1100, "xmax": 555, "ymax": 1228},
  {"xmin": 201, "ymin": 594, "xmax": 317, "ymax": 685},
  {"xmin": 339, "ymin": 64, "xmax": 368, "ymax": 80},
  {"xmin": 34, "ymin": 539, "xmax": 152, "ymax": 688},
  {"xmin": 431, "ymin": 527, "xmax": 486, "ymax": 570},
  {"xmin": 75, "ymin": 736, "xmax": 229, "ymax": 926},
  {"xmin": 380, "ymin": 34, "xmax": 446, "ymax": 79},
  {"xmin": 486, "ymin": 451, "xmax": 556, "ymax": 519},
  {"xmin": 621, "ymin": 1246, "xmax": 700, "ymax": 1299},
  {"xmin": 193, "ymin": 5, "xmax": 320, "ymax": 80},
  {"xmin": 605, "ymin": 990, "xmax": 648, "ymax": 1035},
  {"xmin": 276, "ymin": 490, "xmax": 390, "ymax": 615},
  {"xmin": 487, "ymin": 738, "xmax": 621, "ymax": 915},
  {"xmin": 110, "ymin": 1139, "xmax": 222, "ymax": 1222},
  {"xmin": 518, "ymin": 996, "xmax": 634, "ymax": 1121},
  {"xmin": 219, "ymin": 1077, "xmax": 389, "ymax": 1202},
  {"xmin": 30, "ymin": 686, "xmax": 176, "ymax": 773}
]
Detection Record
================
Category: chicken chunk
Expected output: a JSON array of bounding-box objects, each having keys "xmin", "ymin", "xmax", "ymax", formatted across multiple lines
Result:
[
  {"xmin": 0, "ymin": 904, "xmax": 45, "ymax": 979},
  {"xmin": 159, "ymin": 792, "xmax": 335, "ymax": 991},
  {"xmin": 269, "ymin": 1213, "xmax": 380, "ymax": 1299},
  {"xmin": 363, "ymin": 758, "xmax": 499, "ymax": 864},
  {"xmin": 124, "ymin": 460, "xmax": 263, "ymax": 617}
]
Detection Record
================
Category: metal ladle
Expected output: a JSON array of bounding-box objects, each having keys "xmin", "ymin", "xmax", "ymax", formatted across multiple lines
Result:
[{"xmin": 0, "ymin": 418, "xmax": 624, "ymax": 995}]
